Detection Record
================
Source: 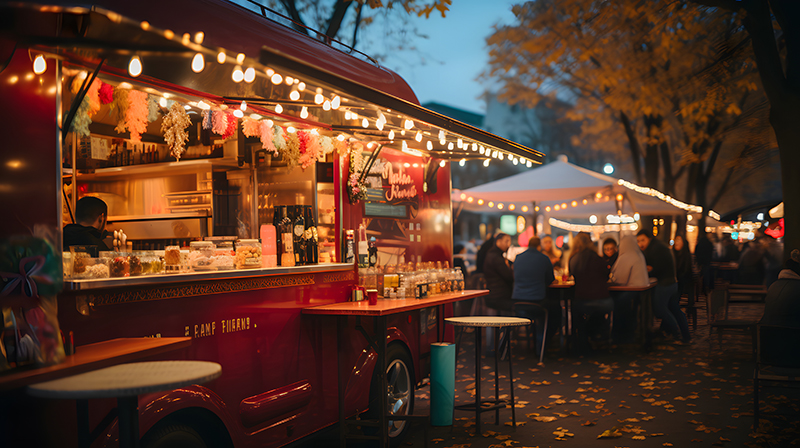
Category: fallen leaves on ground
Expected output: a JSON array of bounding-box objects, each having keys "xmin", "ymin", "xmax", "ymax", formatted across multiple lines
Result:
[{"xmin": 598, "ymin": 427, "xmax": 623, "ymax": 439}]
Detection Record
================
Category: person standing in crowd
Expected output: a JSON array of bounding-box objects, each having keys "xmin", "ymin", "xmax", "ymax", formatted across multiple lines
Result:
[
  {"xmin": 569, "ymin": 233, "xmax": 614, "ymax": 352},
  {"xmin": 611, "ymin": 235, "xmax": 650, "ymax": 343},
  {"xmin": 694, "ymin": 230, "xmax": 715, "ymax": 294},
  {"xmin": 475, "ymin": 232, "xmax": 497, "ymax": 274},
  {"xmin": 63, "ymin": 196, "xmax": 110, "ymax": 252},
  {"xmin": 602, "ymin": 238, "xmax": 619, "ymax": 271},
  {"xmin": 453, "ymin": 244, "xmax": 469, "ymax": 277},
  {"xmin": 637, "ymin": 229, "xmax": 691, "ymax": 344},
  {"xmin": 760, "ymin": 249, "xmax": 800, "ymax": 328},
  {"xmin": 672, "ymin": 235, "xmax": 693, "ymax": 300},
  {"xmin": 512, "ymin": 236, "xmax": 558, "ymax": 355},
  {"xmin": 481, "ymin": 233, "xmax": 514, "ymax": 356},
  {"xmin": 762, "ymin": 236, "xmax": 784, "ymax": 287},
  {"xmin": 540, "ymin": 235, "xmax": 562, "ymax": 268},
  {"xmin": 738, "ymin": 236, "xmax": 766, "ymax": 285}
]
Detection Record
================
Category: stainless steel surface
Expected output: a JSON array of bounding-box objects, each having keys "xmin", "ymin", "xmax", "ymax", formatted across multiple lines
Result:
[
  {"xmin": 63, "ymin": 262, "xmax": 355, "ymax": 291},
  {"xmin": 105, "ymin": 216, "xmax": 208, "ymax": 240}
]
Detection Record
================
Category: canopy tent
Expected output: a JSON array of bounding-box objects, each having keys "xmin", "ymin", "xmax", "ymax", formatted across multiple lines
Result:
[{"xmin": 453, "ymin": 158, "xmax": 691, "ymax": 217}]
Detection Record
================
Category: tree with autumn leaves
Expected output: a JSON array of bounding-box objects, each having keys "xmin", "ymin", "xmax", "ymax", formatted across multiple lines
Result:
[{"xmin": 485, "ymin": 1, "xmax": 781, "ymax": 238}]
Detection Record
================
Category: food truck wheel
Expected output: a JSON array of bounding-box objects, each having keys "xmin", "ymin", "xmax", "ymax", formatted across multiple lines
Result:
[
  {"xmin": 141, "ymin": 422, "xmax": 208, "ymax": 448},
  {"xmin": 366, "ymin": 343, "xmax": 415, "ymax": 444}
]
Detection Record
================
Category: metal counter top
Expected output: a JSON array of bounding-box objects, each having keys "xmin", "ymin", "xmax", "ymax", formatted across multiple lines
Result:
[{"xmin": 63, "ymin": 263, "xmax": 354, "ymax": 291}]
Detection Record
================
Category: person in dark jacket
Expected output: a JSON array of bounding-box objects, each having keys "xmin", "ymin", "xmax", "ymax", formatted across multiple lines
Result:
[
  {"xmin": 63, "ymin": 196, "xmax": 110, "ymax": 253},
  {"xmin": 760, "ymin": 249, "xmax": 800, "ymax": 328},
  {"xmin": 672, "ymin": 235, "xmax": 693, "ymax": 298},
  {"xmin": 484, "ymin": 233, "xmax": 514, "ymax": 312},
  {"xmin": 475, "ymin": 234, "xmax": 496, "ymax": 274},
  {"xmin": 569, "ymin": 233, "xmax": 614, "ymax": 351},
  {"xmin": 637, "ymin": 229, "xmax": 691, "ymax": 343},
  {"xmin": 602, "ymin": 238, "xmax": 619, "ymax": 271},
  {"xmin": 694, "ymin": 231, "xmax": 714, "ymax": 293},
  {"xmin": 512, "ymin": 236, "xmax": 558, "ymax": 353}
]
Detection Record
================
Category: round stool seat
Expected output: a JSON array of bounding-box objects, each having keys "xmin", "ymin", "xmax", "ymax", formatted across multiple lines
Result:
[
  {"xmin": 28, "ymin": 361, "xmax": 222, "ymax": 399},
  {"xmin": 445, "ymin": 316, "xmax": 531, "ymax": 328}
]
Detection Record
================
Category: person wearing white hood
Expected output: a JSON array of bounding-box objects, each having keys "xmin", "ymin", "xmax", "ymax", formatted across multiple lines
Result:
[{"xmin": 610, "ymin": 235, "xmax": 650, "ymax": 343}]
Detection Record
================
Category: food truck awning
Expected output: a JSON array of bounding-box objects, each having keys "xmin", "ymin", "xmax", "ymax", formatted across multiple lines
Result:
[{"xmin": 0, "ymin": 1, "xmax": 544, "ymax": 165}]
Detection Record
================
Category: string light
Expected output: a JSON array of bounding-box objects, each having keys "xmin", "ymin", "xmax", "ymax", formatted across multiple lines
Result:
[
  {"xmin": 477, "ymin": 199, "xmax": 484, "ymax": 205},
  {"xmin": 217, "ymin": 52, "xmax": 226, "ymax": 64},
  {"xmin": 483, "ymin": 159, "xmax": 490, "ymax": 167},
  {"xmin": 448, "ymin": 143, "xmax": 454, "ymax": 150},
  {"xmin": 459, "ymin": 158, "xmax": 466, "ymax": 167},
  {"xmin": 300, "ymin": 106, "xmax": 309, "ymax": 119},
  {"xmin": 194, "ymin": 32, "xmax": 204, "ymax": 44},
  {"xmin": 415, "ymin": 131, "xmax": 422, "ymax": 142},
  {"xmin": 323, "ymin": 100, "xmax": 331, "ymax": 111},
  {"xmin": 236, "ymin": 53, "xmax": 245, "ymax": 64},
  {"xmin": 509, "ymin": 204, "xmax": 516, "ymax": 211},
  {"xmin": 128, "ymin": 56, "xmax": 142, "ymax": 77},
  {"xmin": 709, "ymin": 210, "xmax": 721, "ymax": 220},
  {"xmin": 290, "ymin": 90, "xmax": 300, "ymax": 101},
  {"xmin": 232, "ymin": 66, "xmax": 244, "ymax": 82},
  {"xmin": 331, "ymin": 96, "xmax": 341, "ymax": 109},
  {"xmin": 314, "ymin": 93, "xmax": 324, "ymax": 104},
  {"xmin": 32, "ymin": 55, "xmax": 46, "ymax": 74},
  {"xmin": 274, "ymin": 104, "xmax": 283, "ymax": 114},
  {"xmin": 271, "ymin": 73, "xmax": 282, "ymax": 84},
  {"xmin": 488, "ymin": 202, "xmax": 495, "ymax": 208},
  {"xmin": 298, "ymin": 82, "xmax": 306, "ymax": 91},
  {"xmin": 467, "ymin": 196, "xmax": 474, "ymax": 203},
  {"xmin": 404, "ymin": 119, "xmax": 414, "ymax": 130},
  {"xmin": 244, "ymin": 67, "xmax": 256, "ymax": 83},
  {"xmin": 233, "ymin": 109, "xmax": 243, "ymax": 118},
  {"xmin": 191, "ymin": 53, "xmax": 205, "ymax": 73},
  {"xmin": 549, "ymin": 217, "xmax": 638, "ymax": 233},
  {"xmin": 617, "ymin": 179, "xmax": 702, "ymax": 213}
]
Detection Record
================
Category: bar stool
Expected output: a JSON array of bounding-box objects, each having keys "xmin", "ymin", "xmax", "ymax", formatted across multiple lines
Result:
[
  {"xmin": 446, "ymin": 316, "xmax": 530, "ymax": 434},
  {"xmin": 28, "ymin": 360, "xmax": 221, "ymax": 448},
  {"xmin": 512, "ymin": 302, "xmax": 548, "ymax": 363}
]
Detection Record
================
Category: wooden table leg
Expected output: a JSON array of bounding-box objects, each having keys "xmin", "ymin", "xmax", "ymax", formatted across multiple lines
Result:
[{"xmin": 117, "ymin": 395, "xmax": 139, "ymax": 448}]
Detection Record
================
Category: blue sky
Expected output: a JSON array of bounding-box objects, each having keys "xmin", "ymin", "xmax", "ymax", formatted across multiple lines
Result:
[{"xmin": 359, "ymin": 0, "xmax": 519, "ymax": 114}]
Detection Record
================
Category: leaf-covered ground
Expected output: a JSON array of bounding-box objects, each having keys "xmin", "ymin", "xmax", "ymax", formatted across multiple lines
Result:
[{"xmin": 403, "ymin": 302, "xmax": 800, "ymax": 448}]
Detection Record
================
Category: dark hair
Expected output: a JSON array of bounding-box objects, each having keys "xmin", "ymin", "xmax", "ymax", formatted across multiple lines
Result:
[
  {"xmin": 75, "ymin": 196, "xmax": 107, "ymax": 224},
  {"xmin": 495, "ymin": 233, "xmax": 510, "ymax": 243},
  {"xmin": 637, "ymin": 229, "xmax": 653, "ymax": 239},
  {"xmin": 602, "ymin": 238, "xmax": 617, "ymax": 247},
  {"xmin": 528, "ymin": 236, "xmax": 541, "ymax": 249},
  {"xmin": 571, "ymin": 232, "xmax": 594, "ymax": 256},
  {"xmin": 787, "ymin": 249, "xmax": 800, "ymax": 276}
]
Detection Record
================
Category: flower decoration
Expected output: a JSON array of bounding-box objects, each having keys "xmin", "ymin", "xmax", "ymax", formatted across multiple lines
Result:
[
  {"xmin": 347, "ymin": 142, "xmax": 369, "ymax": 204},
  {"xmin": 116, "ymin": 89, "xmax": 149, "ymax": 143},
  {"xmin": 222, "ymin": 111, "xmax": 237, "ymax": 139},
  {"xmin": 98, "ymin": 82, "xmax": 114, "ymax": 104},
  {"xmin": 147, "ymin": 95, "xmax": 159, "ymax": 122},
  {"xmin": 211, "ymin": 110, "xmax": 228, "ymax": 135},
  {"xmin": 283, "ymin": 131, "xmax": 301, "ymax": 171},
  {"xmin": 241, "ymin": 117, "xmax": 260, "ymax": 137},
  {"xmin": 273, "ymin": 125, "xmax": 287, "ymax": 152},
  {"xmin": 69, "ymin": 78, "xmax": 102, "ymax": 137},
  {"xmin": 298, "ymin": 131, "xmax": 322, "ymax": 170},
  {"xmin": 202, "ymin": 110, "xmax": 212, "ymax": 130},
  {"xmin": 259, "ymin": 120, "xmax": 276, "ymax": 154},
  {"xmin": 161, "ymin": 102, "xmax": 192, "ymax": 161}
]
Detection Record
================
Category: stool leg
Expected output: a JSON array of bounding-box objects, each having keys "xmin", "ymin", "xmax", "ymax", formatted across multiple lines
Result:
[
  {"xmin": 540, "ymin": 311, "xmax": 548, "ymax": 364},
  {"xmin": 475, "ymin": 326, "xmax": 482, "ymax": 435},
  {"xmin": 508, "ymin": 330, "xmax": 516, "ymax": 428},
  {"xmin": 494, "ymin": 328, "xmax": 500, "ymax": 425},
  {"xmin": 117, "ymin": 396, "xmax": 140, "ymax": 448}
]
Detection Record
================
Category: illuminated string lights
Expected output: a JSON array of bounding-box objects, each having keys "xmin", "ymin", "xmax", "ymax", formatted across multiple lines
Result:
[
  {"xmin": 617, "ymin": 179, "xmax": 702, "ymax": 213},
  {"xmin": 549, "ymin": 217, "xmax": 638, "ymax": 234}
]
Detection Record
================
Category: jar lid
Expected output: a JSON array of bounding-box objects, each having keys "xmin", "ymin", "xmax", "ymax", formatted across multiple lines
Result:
[
  {"xmin": 190, "ymin": 241, "xmax": 215, "ymax": 248},
  {"xmin": 237, "ymin": 239, "xmax": 260, "ymax": 244}
]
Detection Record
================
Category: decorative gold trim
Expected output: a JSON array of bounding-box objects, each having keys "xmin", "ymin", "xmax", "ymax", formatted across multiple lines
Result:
[
  {"xmin": 88, "ymin": 274, "xmax": 315, "ymax": 306},
  {"xmin": 322, "ymin": 271, "xmax": 355, "ymax": 283}
]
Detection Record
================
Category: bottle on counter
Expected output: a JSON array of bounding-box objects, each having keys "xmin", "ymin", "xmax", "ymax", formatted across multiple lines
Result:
[
  {"xmin": 304, "ymin": 206, "xmax": 318, "ymax": 264},
  {"xmin": 344, "ymin": 230, "xmax": 355, "ymax": 264},
  {"xmin": 368, "ymin": 237, "xmax": 378, "ymax": 268},
  {"xmin": 293, "ymin": 205, "xmax": 306, "ymax": 265},
  {"xmin": 357, "ymin": 224, "xmax": 368, "ymax": 269},
  {"xmin": 279, "ymin": 206, "xmax": 295, "ymax": 267},
  {"xmin": 274, "ymin": 205, "xmax": 285, "ymax": 262}
]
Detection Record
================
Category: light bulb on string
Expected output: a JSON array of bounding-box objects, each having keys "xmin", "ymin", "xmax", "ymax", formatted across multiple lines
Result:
[
  {"xmin": 232, "ymin": 66, "xmax": 244, "ymax": 82},
  {"xmin": 233, "ymin": 109, "xmax": 244, "ymax": 118},
  {"xmin": 472, "ymin": 143, "xmax": 478, "ymax": 151},
  {"xmin": 240, "ymin": 101, "xmax": 247, "ymax": 111},
  {"xmin": 270, "ymin": 73, "xmax": 282, "ymax": 84},
  {"xmin": 159, "ymin": 97, "xmax": 168, "ymax": 108},
  {"xmin": 244, "ymin": 67, "xmax": 256, "ymax": 83},
  {"xmin": 388, "ymin": 130, "xmax": 395, "ymax": 140},
  {"xmin": 415, "ymin": 131, "xmax": 422, "ymax": 142},
  {"xmin": 439, "ymin": 160, "xmax": 446, "ymax": 168},
  {"xmin": 512, "ymin": 158, "xmax": 518, "ymax": 165},
  {"xmin": 351, "ymin": 112, "xmax": 358, "ymax": 120},
  {"xmin": 526, "ymin": 161, "xmax": 532, "ymax": 168},
  {"xmin": 345, "ymin": 111, "xmax": 352, "ymax": 120},
  {"xmin": 499, "ymin": 152, "xmax": 504, "ymax": 160},
  {"xmin": 300, "ymin": 106, "xmax": 309, "ymax": 119},
  {"xmin": 376, "ymin": 120, "xmax": 384, "ymax": 131},
  {"xmin": 457, "ymin": 139, "xmax": 463, "ymax": 148},
  {"xmin": 362, "ymin": 118, "xmax": 369, "ymax": 128},
  {"xmin": 314, "ymin": 93, "xmax": 324, "ymax": 104},
  {"xmin": 287, "ymin": 126, "xmax": 296, "ymax": 133},
  {"xmin": 32, "ymin": 55, "xmax": 46, "ymax": 74},
  {"xmin": 274, "ymin": 104, "xmax": 283, "ymax": 114},
  {"xmin": 483, "ymin": 159, "xmax": 490, "ymax": 167},
  {"xmin": 427, "ymin": 141, "xmax": 433, "ymax": 150},
  {"xmin": 236, "ymin": 53, "xmax": 245, "ymax": 64},
  {"xmin": 290, "ymin": 90, "xmax": 300, "ymax": 101},
  {"xmin": 478, "ymin": 147, "xmax": 485, "ymax": 155},
  {"xmin": 448, "ymin": 142, "xmax": 454, "ymax": 150},
  {"xmin": 459, "ymin": 159, "xmax": 466, "ymax": 167},
  {"xmin": 337, "ymin": 134, "xmax": 346, "ymax": 141},
  {"xmin": 128, "ymin": 56, "xmax": 142, "ymax": 77},
  {"xmin": 404, "ymin": 119, "xmax": 414, "ymax": 130},
  {"xmin": 217, "ymin": 52, "xmax": 226, "ymax": 64},
  {"xmin": 331, "ymin": 96, "xmax": 341, "ymax": 109},
  {"xmin": 323, "ymin": 100, "xmax": 331, "ymax": 111},
  {"xmin": 285, "ymin": 76, "xmax": 293, "ymax": 85},
  {"xmin": 191, "ymin": 53, "xmax": 205, "ymax": 73},
  {"xmin": 298, "ymin": 82, "xmax": 306, "ymax": 91},
  {"xmin": 194, "ymin": 32, "xmax": 204, "ymax": 44}
]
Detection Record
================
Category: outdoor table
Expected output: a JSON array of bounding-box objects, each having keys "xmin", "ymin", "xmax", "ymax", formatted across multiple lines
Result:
[
  {"xmin": 547, "ymin": 281, "xmax": 575, "ymax": 349},
  {"xmin": 445, "ymin": 316, "xmax": 530, "ymax": 435},
  {"xmin": 608, "ymin": 279, "xmax": 658, "ymax": 344},
  {"xmin": 28, "ymin": 360, "xmax": 220, "ymax": 448},
  {"xmin": 303, "ymin": 290, "xmax": 489, "ymax": 448}
]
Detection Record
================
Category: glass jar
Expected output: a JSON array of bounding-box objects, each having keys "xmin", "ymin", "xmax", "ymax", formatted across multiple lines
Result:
[
  {"xmin": 71, "ymin": 256, "xmax": 110, "ymax": 279},
  {"xmin": 164, "ymin": 245, "xmax": 182, "ymax": 273},
  {"xmin": 189, "ymin": 241, "xmax": 217, "ymax": 271},
  {"xmin": 236, "ymin": 239, "xmax": 262, "ymax": 269},
  {"xmin": 109, "ymin": 256, "xmax": 130, "ymax": 278}
]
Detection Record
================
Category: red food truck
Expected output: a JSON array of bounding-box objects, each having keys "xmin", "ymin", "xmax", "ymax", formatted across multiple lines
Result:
[{"xmin": 0, "ymin": 1, "xmax": 543, "ymax": 447}]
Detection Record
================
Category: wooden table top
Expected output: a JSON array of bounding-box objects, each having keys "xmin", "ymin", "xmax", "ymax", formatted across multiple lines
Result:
[
  {"xmin": 302, "ymin": 290, "xmax": 489, "ymax": 316},
  {"xmin": 547, "ymin": 279, "xmax": 658, "ymax": 291},
  {"xmin": 0, "ymin": 337, "xmax": 191, "ymax": 392},
  {"xmin": 28, "ymin": 360, "xmax": 220, "ymax": 399}
]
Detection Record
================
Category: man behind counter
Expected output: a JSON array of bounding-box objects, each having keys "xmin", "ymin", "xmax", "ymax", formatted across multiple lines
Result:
[{"xmin": 63, "ymin": 196, "xmax": 110, "ymax": 252}]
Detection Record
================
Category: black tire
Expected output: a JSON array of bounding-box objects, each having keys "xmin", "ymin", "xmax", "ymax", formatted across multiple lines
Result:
[
  {"xmin": 141, "ymin": 423, "xmax": 208, "ymax": 448},
  {"xmin": 365, "ymin": 343, "xmax": 415, "ymax": 447}
]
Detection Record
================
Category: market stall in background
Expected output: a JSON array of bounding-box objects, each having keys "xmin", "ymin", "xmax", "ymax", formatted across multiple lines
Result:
[{"xmin": 0, "ymin": 2, "xmax": 543, "ymax": 447}]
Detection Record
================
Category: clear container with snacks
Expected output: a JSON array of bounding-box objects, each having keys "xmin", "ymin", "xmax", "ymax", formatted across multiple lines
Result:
[
  {"xmin": 236, "ymin": 239, "xmax": 262, "ymax": 269},
  {"xmin": 164, "ymin": 245, "xmax": 182, "ymax": 274},
  {"xmin": 189, "ymin": 241, "xmax": 217, "ymax": 271},
  {"xmin": 212, "ymin": 241, "xmax": 236, "ymax": 270},
  {"xmin": 71, "ymin": 256, "xmax": 110, "ymax": 279},
  {"xmin": 109, "ymin": 256, "xmax": 130, "ymax": 278},
  {"xmin": 140, "ymin": 253, "xmax": 164, "ymax": 275}
]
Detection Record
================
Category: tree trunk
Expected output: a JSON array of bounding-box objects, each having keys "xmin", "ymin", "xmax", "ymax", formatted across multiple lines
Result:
[
  {"xmin": 770, "ymin": 111, "xmax": 800, "ymax": 259},
  {"xmin": 619, "ymin": 111, "xmax": 643, "ymax": 183},
  {"xmin": 325, "ymin": 0, "xmax": 354, "ymax": 42}
]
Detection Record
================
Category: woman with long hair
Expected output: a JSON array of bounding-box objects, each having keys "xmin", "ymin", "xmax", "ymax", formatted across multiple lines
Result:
[
  {"xmin": 568, "ymin": 233, "xmax": 614, "ymax": 352},
  {"xmin": 540, "ymin": 235, "xmax": 562, "ymax": 268}
]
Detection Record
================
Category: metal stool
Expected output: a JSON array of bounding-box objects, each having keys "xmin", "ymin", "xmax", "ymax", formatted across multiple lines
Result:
[{"xmin": 446, "ymin": 316, "xmax": 530, "ymax": 434}]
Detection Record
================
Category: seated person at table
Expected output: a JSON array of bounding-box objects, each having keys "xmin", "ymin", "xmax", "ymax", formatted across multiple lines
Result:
[
  {"xmin": 637, "ymin": 229, "xmax": 691, "ymax": 344},
  {"xmin": 602, "ymin": 238, "xmax": 619, "ymax": 271},
  {"xmin": 569, "ymin": 233, "xmax": 614, "ymax": 351},
  {"xmin": 611, "ymin": 236, "xmax": 650, "ymax": 343},
  {"xmin": 672, "ymin": 235, "xmax": 694, "ymax": 299},
  {"xmin": 63, "ymin": 196, "xmax": 110, "ymax": 252},
  {"xmin": 512, "ymin": 236, "xmax": 559, "ymax": 354},
  {"xmin": 540, "ymin": 235, "xmax": 562, "ymax": 268},
  {"xmin": 760, "ymin": 249, "xmax": 800, "ymax": 329}
]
